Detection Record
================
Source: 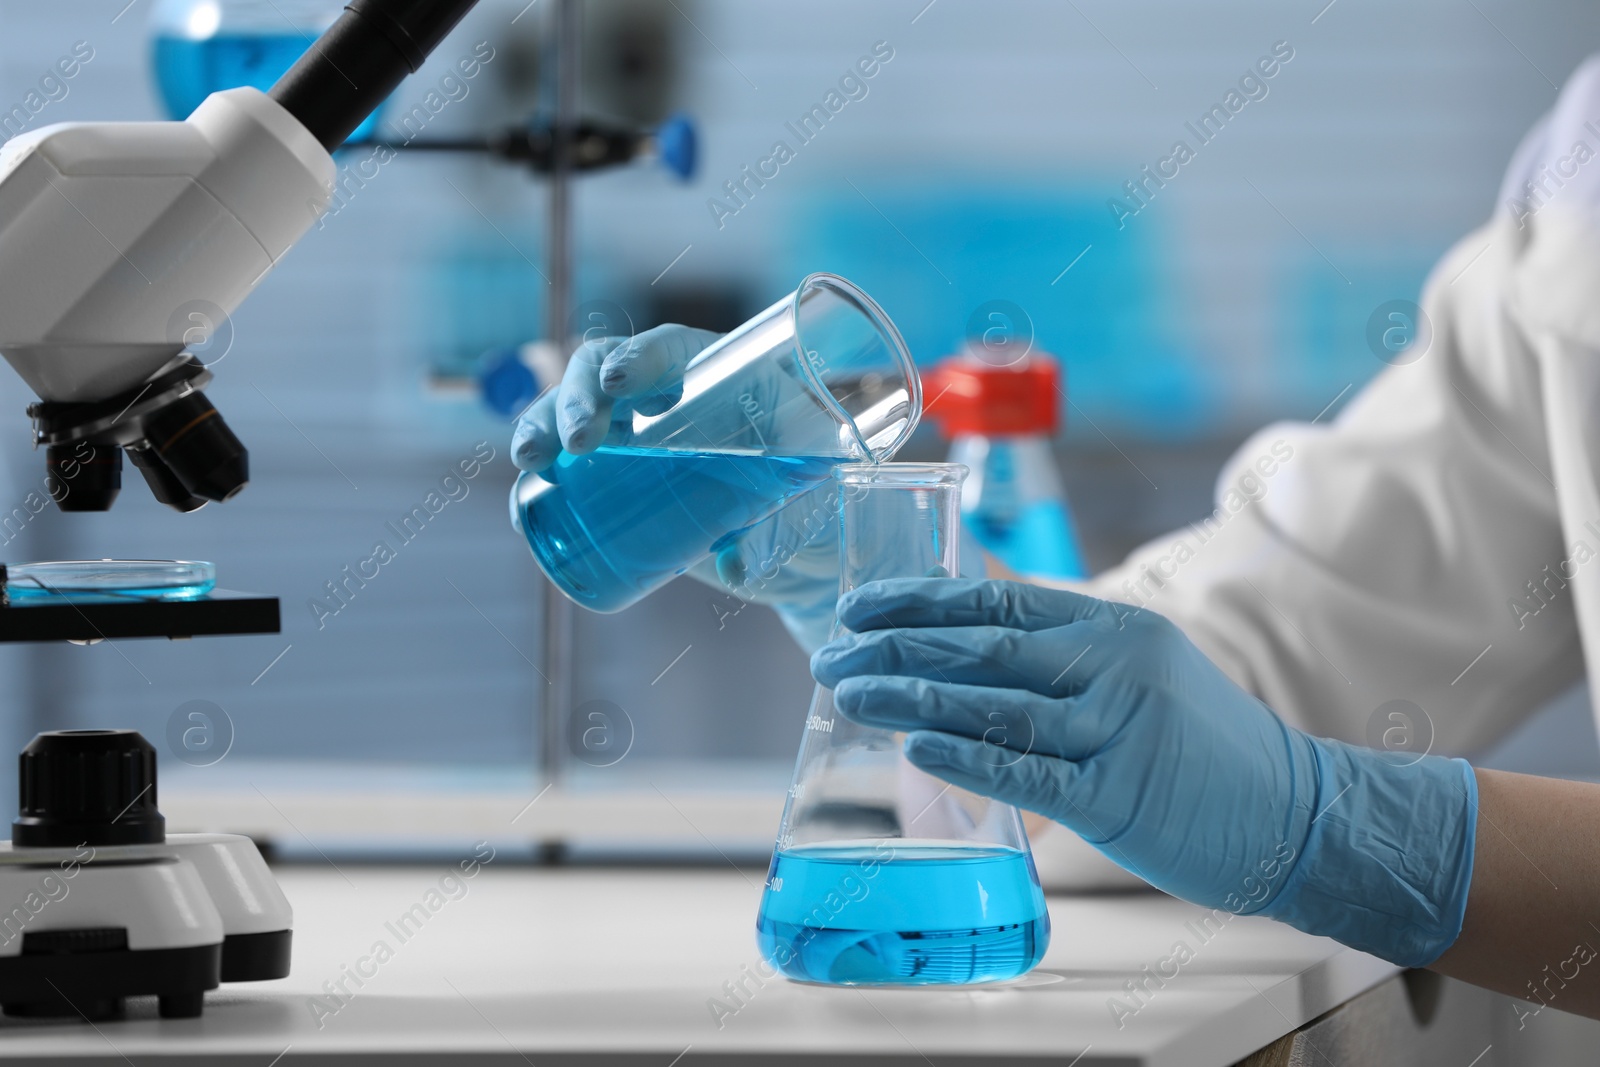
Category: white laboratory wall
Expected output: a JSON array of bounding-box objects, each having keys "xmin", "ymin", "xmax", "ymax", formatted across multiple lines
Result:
[{"xmin": 568, "ymin": 0, "xmax": 1600, "ymax": 426}]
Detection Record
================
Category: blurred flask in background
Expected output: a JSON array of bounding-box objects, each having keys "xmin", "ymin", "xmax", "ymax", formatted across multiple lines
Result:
[{"xmin": 924, "ymin": 350, "xmax": 1086, "ymax": 580}]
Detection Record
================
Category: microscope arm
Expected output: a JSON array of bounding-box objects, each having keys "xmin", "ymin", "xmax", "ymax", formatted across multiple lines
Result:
[{"xmin": 0, "ymin": 0, "xmax": 481, "ymax": 512}]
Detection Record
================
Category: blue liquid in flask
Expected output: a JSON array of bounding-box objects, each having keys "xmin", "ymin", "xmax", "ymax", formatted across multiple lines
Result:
[
  {"xmin": 517, "ymin": 446, "xmax": 838, "ymax": 613},
  {"xmin": 152, "ymin": 34, "xmax": 382, "ymax": 140},
  {"xmin": 755, "ymin": 844, "xmax": 1050, "ymax": 985}
]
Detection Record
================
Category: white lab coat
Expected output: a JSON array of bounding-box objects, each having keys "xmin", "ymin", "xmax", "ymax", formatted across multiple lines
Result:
[
  {"xmin": 1034, "ymin": 57, "xmax": 1600, "ymax": 887},
  {"xmin": 1082, "ymin": 202, "xmax": 1593, "ymax": 755},
  {"xmin": 1084, "ymin": 62, "xmax": 1600, "ymax": 758}
]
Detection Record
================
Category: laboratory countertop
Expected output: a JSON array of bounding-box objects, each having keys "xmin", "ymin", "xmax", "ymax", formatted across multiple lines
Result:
[{"xmin": 0, "ymin": 864, "xmax": 1396, "ymax": 1066}]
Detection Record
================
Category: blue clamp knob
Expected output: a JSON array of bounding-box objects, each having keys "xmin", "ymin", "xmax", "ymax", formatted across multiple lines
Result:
[
  {"xmin": 656, "ymin": 113, "xmax": 696, "ymax": 181},
  {"xmin": 478, "ymin": 347, "xmax": 540, "ymax": 419}
]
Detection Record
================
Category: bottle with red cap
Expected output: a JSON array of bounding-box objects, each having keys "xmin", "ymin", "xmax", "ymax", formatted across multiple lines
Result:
[{"xmin": 923, "ymin": 349, "xmax": 1086, "ymax": 579}]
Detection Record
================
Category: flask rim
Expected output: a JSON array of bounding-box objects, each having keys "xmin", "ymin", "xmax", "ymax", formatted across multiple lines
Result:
[{"xmin": 833, "ymin": 461, "xmax": 967, "ymax": 488}]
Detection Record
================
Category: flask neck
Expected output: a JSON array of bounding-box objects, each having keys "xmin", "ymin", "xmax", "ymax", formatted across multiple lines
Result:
[{"xmin": 835, "ymin": 464, "xmax": 967, "ymax": 596}]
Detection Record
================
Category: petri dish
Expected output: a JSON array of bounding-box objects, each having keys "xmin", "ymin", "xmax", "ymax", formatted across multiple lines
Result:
[{"xmin": 4, "ymin": 560, "xmax": 217, "ymax": 601}]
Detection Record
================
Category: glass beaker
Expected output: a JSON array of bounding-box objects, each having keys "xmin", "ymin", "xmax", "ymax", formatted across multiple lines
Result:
[
  {"xmin": 512, "ymin": 273, "xmax": 919, "ymax": 613},
  {"xmin": 755, "ymin": 463, "xmax": 1050, "ymax": 986}
]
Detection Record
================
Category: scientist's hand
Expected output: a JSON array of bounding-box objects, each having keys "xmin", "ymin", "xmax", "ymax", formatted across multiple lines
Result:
[
  {"xmin": 509, "ymin": 323, "xmax": 842, "ymax": 650},
  {"xmin": 812, "ymin": 578, "xmax": 1479, "ymax": 968},
  {"xmin": 510, "ymin": 324, "xmax": 722, "ymax": 471}
]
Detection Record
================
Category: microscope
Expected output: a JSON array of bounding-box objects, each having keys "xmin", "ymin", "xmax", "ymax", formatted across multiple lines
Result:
[
  {"xmin": 0, "ymin": 0, "xmax": 484, "ymax": 513},
  {"xmin": 0, "ymin": 0, "xmax": 486, "ymax": 1019}
]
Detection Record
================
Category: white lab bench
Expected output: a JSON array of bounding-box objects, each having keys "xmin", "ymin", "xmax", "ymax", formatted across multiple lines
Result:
[{"xmin": 0, "ymin": 865, "xmax": 1504, "ymax": 1065}]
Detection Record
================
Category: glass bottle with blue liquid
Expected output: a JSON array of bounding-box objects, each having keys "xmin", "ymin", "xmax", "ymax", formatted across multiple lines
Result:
[
  {"xmin": 149, "ymin": 0, "xmax": 384, "ymax": 139},
  {"xmin": 755, "ymin": 463, "xmax": 1050, "ymax": 986},
  {"xmin": 925, "ymin": 351, "xmax": 1086, "ymax": 580}
]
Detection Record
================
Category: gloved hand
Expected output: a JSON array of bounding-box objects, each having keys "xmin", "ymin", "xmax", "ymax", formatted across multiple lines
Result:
[
  {"xmin": 510, "ymin": 324, "xmax": 722, "ymax": 468},
  {"xmin": 811, "ymin": 578, "xmax": 1479, "ymax": 968},
  {"xmin": 509, "ymin": 323, "xmax": 842, "ymax": 650}
]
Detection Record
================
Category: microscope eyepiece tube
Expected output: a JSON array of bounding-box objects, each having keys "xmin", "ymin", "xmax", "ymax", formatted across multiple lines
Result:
[{"xmin": 269, "ymin": 0, "xmax": 483, "ymax": 152}]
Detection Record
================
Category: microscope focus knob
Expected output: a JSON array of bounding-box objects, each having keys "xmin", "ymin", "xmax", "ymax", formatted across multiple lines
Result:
[{"xmin": 13, "ymin": 729, "xmax": 166, "ymax": 847}]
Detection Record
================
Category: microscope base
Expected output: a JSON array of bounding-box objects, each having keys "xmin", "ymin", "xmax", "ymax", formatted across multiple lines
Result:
[{"xmin": 0, "ymin": 939, "xmax": 221, "ymax": 1020}]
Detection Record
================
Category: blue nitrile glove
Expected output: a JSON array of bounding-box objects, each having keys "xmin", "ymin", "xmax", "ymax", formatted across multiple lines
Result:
[
  {"xmin": 509, "ymin": 323, "xmax": 841, "ymax": 650},
  {"xmin": 511, "ymin": 324, "xmax": 725, "ymax": 467},
  {"xmin": 811, "ymin": 578, "xmax": 1479, "ymax": 968}
]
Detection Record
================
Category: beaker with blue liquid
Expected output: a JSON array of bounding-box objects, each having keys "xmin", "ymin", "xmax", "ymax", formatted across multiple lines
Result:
[
  {"xmin": 150, "ymin": 0, "xmax": 384, "ymax": 139},
  {"xmin": 511, "ymin": 274, "xmax": 920, "ymax": 613},
  {"xmin": 756, "ymin": 463, "xmax": 1051, "ymax": 986}
]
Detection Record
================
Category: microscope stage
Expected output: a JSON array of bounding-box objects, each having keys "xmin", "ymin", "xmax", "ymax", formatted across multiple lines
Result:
[{"xmin": 0, "ymin": 590, "xmax": 280, "ymax": 643}]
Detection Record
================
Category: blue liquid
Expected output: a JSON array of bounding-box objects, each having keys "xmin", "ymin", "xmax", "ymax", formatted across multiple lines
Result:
[
  {"xmin": 5, "ymin": 561, "xmax": 215, "ymax": 601},
  {"xmin": 755, "ymin": 844, "xmax": 1050, "ymax": 985},
  {"xmin": 517, "ymin": 447, "xmax": 838, "ymax": 613},
  {"xmin": 973, "ymin": 498, "xmax": 1086, "ymax": 580},
  {"xmin": 5, "ymin": 583, "xmax": 213, "ymax": 602},
  {"xmin": 152, "ymin": 34, "xmax": 382, "ymax": 140}
]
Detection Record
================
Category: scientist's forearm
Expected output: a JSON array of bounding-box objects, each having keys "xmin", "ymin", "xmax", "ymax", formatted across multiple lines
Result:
[{"xmin": 1430, "ymin": 768, "xmax": 1600, "ymax": 1020}]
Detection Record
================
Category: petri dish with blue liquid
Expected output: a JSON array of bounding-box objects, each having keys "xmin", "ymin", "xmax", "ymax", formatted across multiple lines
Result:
[
  {"xmin": 150, "ymin": 0, "xmax": 384, "ymax": 139},
  {"xmin": 5, "ymin": 560, "xmax": 216, "ymax": 601}
]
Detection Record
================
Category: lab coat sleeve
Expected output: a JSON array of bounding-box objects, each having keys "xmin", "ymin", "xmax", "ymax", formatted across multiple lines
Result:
[{"xmin": 1083, "ymin": 213, "xmax": 1586, "ymax": 755}]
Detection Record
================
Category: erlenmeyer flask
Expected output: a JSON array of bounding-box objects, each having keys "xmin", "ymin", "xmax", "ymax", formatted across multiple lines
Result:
[{"xmin": 756, "ymin": 463, "xmax": 1050, "ymax": 986}]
